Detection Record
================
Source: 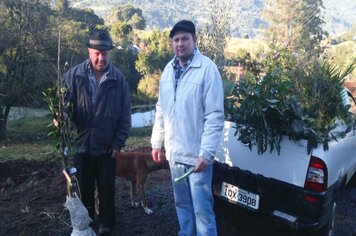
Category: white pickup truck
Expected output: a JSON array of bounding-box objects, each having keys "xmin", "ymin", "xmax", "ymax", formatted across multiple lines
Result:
[{"xmin": 213, "ymin": 90, "xmax": 356, "ymax": 235}]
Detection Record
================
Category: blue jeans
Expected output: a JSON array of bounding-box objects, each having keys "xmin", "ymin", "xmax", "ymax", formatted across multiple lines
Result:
[{"xmin": 170, "ymin": 162, "xmax": 217, "ymax": 236}]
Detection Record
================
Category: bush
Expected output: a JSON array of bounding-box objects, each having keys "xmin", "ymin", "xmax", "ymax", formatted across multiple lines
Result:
[{"xmin": 136, "ymin": 72, "xmax": 160, "ymax": 103}]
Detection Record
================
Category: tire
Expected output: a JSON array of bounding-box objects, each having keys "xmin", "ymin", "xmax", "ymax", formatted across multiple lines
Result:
[
  {"xmin": 349, "ymin": 173, "xmax": 356, "ymax": 187},
  {"xmin": 316, "ymin": 188, "xmax": 340, "ymax": 236}
]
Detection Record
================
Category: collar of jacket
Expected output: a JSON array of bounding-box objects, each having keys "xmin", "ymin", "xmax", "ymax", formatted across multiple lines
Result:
[
  {"xmin": 169, "ymin": 48, "xmax": 203, "ymax": 70},
  {"xmin": 75, "ymin": 59, "xmax": 116, "ymax": 82}
]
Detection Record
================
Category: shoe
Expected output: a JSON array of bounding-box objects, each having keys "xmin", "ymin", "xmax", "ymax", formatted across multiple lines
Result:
[{"xmin": 98, "ymin": 224, "xmax": 112, "ymax": 236}]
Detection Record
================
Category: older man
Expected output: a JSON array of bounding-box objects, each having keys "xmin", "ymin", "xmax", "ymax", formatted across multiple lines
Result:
[{"xmin": 63, "ymin": 30, "xmax": 131, "ymax": 235}]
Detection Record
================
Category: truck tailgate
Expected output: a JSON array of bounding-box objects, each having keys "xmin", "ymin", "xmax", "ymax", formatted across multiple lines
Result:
[{"xmin": 215, "ymin": 121, "xmax": 311, "ymax": 188}]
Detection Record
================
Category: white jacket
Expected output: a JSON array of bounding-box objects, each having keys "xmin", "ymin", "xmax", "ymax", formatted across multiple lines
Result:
[{"xmin": 151, "ymin": 49, "xmax": 224, "ymax": 165}]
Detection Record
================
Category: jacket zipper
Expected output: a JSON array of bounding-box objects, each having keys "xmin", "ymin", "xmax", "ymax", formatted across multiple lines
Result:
[
  {"xmin": 174, "ymin": 70, "xmax": 178, "ymax": 101},
  {"xmin": 174, "ymin": 66, "xmax": 190, "ymax": 101}
]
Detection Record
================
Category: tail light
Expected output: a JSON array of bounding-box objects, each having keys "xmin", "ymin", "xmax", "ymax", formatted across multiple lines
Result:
[{"xmin": 304, "ymin": 156, "xmax": 328, "ymax": 192}]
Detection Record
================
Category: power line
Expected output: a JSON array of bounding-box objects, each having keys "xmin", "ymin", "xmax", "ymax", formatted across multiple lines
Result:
[{"xmin": 294, "ymin": 4, "xmax": 319, "ymax": 29}]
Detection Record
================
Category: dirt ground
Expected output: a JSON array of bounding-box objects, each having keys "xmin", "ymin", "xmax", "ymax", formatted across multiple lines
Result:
[
  {"xmin": 0, "ymin": 146, "xmax": 178, "ymax": 236},
  {"xmin": 1, "ymin": 146, "xmax": 356, "ymax": 236}
]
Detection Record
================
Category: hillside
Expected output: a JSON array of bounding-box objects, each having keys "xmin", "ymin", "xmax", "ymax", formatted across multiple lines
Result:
[
  {"xmin": 323, "ymin": 0, "xmax": 356, "ymax": 35},
  {"xmin": 70, "ymin": 0, "xmax": 355, "ymax": 37}
]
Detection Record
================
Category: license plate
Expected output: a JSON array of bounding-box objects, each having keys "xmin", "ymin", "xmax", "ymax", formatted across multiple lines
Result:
[{"xmin": 221, "ymin": 182, "xmax": 260, "ymax": 210}]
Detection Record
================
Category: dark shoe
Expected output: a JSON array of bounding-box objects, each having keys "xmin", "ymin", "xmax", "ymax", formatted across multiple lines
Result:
[{"xmin": 98, "ymin": 224, "xmax": 112, "ymax": 236}]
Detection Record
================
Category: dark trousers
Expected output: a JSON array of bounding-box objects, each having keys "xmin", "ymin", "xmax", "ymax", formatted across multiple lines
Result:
[{"xmin": 74, "ymin": 153, "xmax": 116, "ymax": 227}]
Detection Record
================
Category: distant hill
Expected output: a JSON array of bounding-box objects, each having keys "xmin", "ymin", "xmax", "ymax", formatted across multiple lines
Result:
[
  {"xmin": 323, "ymin": 0, "xmax": 356, "ymax": 35},
  {"xmin": 70, "ymin": 0, "xmax": 356, "ymax": 37}
]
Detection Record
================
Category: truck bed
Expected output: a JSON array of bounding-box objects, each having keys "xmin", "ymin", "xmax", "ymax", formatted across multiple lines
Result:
[{"xmin": 215, "ymin": 121, "xmax": 312, "ymax": 188}]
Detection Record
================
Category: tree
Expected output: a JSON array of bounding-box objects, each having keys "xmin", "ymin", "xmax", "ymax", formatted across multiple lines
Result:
[
  {"xmin": 110, "ymin": 47, "xmax": 141, "ymax": 94},
  {"xmin": 69, "ymin": 8, "xmax": 104, "ymax": 32},
  {"xmin": 53, "ymin": 0, "xmax": 69, "ymax": 13},
  {"xmin": 197, "ymin": 0, "xmax": 232, "ymax": 70},
  {"xmin": 57, "ymin": 19, "xmax": 90, "ymax": 67},
  {"xmin": 135, "ymin": 29, "xmax": 172, "ymax": 102},
  {"xmin": 110, "ymin": 22, "xmax": 133, "ymax": 47},
  {"xmin": 0, "ymin": 0, "xmax": 56, "ymax": 139},
  {"xmin": 263, "ymin": 0, "xmax": 328, "ymax": 61},
  {"xmin": 108, "ymin": 21, "xmax": 142, "ymax": 94},
  {"xmin": 135, "ymin": 29, "xmax": 172, "ymax": 76},
  {"xmin": 53, "ymin": 0, "xmax": 104, "ymax": 32},
  {"xmin": 108, "ymin": 4, "xmax": 146, "ymax": 30},
  {"xmin": 196, "ymin": 0, "xmax": 232, "ymax": 101},
  {"xmin": 137, "ymin": 72, "xmax": 160, "ymax": 103}
]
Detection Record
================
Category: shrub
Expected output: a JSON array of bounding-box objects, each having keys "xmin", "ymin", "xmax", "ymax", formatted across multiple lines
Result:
[{"xmin": 137, "ymin": 72, "xmax": 160, "ymax": 103}]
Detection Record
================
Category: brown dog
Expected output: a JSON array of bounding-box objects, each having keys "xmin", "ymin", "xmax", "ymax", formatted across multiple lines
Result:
[{"xmin": 115, "ymin": 151, "xmax": 169, "ymax": 214}]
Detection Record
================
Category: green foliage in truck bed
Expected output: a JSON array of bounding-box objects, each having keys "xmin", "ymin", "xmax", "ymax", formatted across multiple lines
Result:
[{"xmin": 225, "ymin": 51, "xmax": 355, "ymax": 155}]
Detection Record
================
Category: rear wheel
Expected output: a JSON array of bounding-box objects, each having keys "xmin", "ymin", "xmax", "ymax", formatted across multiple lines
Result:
[
  {"xmin": 320, "ymin": 201, "xmax": 337, "ymax": 236},
  {"xmin": 316, "ymin": 187, "xmax": 340, "ymax": 236},
  {"xmin": 349, "ymin": 173, "xmax": 356, "ymax": 187}
]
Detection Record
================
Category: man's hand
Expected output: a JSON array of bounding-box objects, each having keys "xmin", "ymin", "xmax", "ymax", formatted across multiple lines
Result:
[
  {"xmin": 53, "ymin": 112, "xmax": 69, "ymax": 127},
  {"xmin": 152, "ymin": 148, "xmax": 165, "ymax": 163},
  {"xmin": 53, "ymin": 118, "xmax": 59, "ymax": 127},
  {"xmin": 194, "ymin": 156, "xmax": 210, "ymax": 173}
]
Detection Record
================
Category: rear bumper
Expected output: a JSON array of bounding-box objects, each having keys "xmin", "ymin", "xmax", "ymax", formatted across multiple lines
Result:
[{"xmin": 212, "ymin": 161, "xmax": 336, "ymax": 231}]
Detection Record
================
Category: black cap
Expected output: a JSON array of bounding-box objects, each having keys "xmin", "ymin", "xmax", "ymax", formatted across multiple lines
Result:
[
  {"xmin": 169, "ymin": 20, "xmax": 196, "ymax": 38},
  {"xmin": 87, "ymin": 31, "xmax": 115, "ymax": 51}
]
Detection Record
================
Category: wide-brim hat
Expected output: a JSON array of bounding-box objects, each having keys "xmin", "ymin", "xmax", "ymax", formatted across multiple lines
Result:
[
  {"xmin": 169, "ymin": 20, "xmax": 196, "ymax": 38},
  {"xmin": 87, "ymin": 31, "xmax": 115, "ymax": 51}
]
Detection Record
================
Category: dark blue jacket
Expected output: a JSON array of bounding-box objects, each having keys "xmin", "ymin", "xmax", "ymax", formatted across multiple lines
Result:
[{"xmin": 63, "ymin": 59, "xmax": 131, "ymax": 156}]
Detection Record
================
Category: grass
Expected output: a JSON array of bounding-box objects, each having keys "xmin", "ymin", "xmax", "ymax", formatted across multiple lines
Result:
[
  {"xmin": 225, "ymin": 37, "xmax": 266, "ymax": 59},
  {"xmin": 125, "ymin": 126, "xmax": 152, "ymax": 150},
  {"xmin": 0, "ymin": 116, "xmax": 54, "ymax": 161},
  {"xmin": 0, "ymin": 116, "xmax": 152, "ymax": 161}
]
